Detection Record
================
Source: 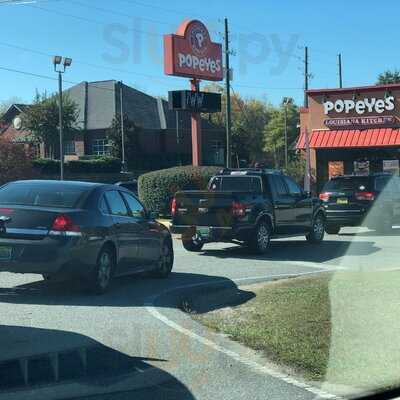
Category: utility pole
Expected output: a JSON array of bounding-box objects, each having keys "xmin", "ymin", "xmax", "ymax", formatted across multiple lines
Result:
[
  {"xmin": 338, "ymin": 53, "xmax": 343, "ymax": 88},
  {"xmin": 304, "ymin": 46, "xmax": 309, "ymax": 108},
  {"xmin": 224, "ymin": 17, "xmax": 232, "ymax": 168},
  {"xmin": 119, "ymin": 81, "xmax": 127, "ymax": 173}
]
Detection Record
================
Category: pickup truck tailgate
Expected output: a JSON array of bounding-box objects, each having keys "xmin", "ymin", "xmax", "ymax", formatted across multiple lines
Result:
[{"xmin": 173, "ymin": 191, "xmax": 237, "ymax": 227}]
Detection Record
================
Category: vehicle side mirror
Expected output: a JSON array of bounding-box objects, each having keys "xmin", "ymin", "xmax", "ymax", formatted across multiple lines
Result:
[
  {"xmin": 149, "ymin": 211, "xmax": 159, "ymax": 220},
  {"xmin": 304, "ymin": 191, "xmax": 311, "ymax": 198}
]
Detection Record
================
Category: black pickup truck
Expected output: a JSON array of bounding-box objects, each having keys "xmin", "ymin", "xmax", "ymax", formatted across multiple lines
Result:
[{"xmin": 171, "ymin": 169, "xmax": 326, "ymax": 254}]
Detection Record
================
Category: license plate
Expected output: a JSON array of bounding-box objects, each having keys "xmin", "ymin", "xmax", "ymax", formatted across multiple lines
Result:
[
  {"xmin": 196, "ymin": 227, "xmax": 210, "ymax": 238},
  {"xmin": 0, "ymin": 246, "xmax": 12, "ymax": 261},
  {"xmin": 337, "ymin": 198, "xmax": 348, "ymax": 205}
]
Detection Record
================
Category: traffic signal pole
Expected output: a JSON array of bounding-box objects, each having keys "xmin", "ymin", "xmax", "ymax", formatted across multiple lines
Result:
[{"xmin": 190, "ymin": 78, "xmax": 202, "ymax": 166}]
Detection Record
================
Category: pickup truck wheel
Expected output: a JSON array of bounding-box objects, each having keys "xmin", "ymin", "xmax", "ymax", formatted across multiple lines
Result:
[
  {"xmin": 182, "ymin": 237, "xmax": 204, "ymax": 252},
  {"xmin": 250, "ymin": 221, "xmax": 271, "ymax": 254},
  {"xmin": 325, "ymin": 225, "xmax": 341, "ymax": 235},
  {"xmin": 306, "ymin": 214, "xmax": 325, "ymax": 243}
]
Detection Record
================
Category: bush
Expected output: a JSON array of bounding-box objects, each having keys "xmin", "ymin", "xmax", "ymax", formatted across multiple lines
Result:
[
  {"xmin": 67, "ymin": 157, "xmax": 121, "ymax": 173},
  {"xmin": 33, "ymin": 157, "xmax": 121, "ymax": 174},
  {"xmin": 0, "ymin": 140, "xmax": 35, "ymax": 184},
  {"xmin": 128, "ymin": 153, "xmax": 192, "ymax": 171},
  {"xmin": 138, "ymin": 165, "xmax": 221, "ymax": 215},
  {"xmin": 32, "ymin": 158, "xmax": 60, "ymax": 174}
]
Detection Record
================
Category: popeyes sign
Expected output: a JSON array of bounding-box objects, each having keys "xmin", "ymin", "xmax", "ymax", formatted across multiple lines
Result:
[
  {"xmin": 164, "ymin": 20, "xmax": 223, "ymax": 81},
  {"xmin": 323, "ymin": 96, "xmax": 396, "ymax": 115}
]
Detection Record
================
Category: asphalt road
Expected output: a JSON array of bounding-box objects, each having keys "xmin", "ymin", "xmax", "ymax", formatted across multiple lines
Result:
[{"xmin": 0, "ymin": 227, "xmax": 399, "ymax": 400}]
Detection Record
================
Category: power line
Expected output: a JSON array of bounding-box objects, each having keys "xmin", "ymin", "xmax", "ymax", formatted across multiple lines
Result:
[
  {"xmin": 27, "ymin": 4, "xmax": 163, "ymax": 37},
  {"xmin": 0, "ymin": 41, "xmax": 187, "ymax": 87},
  {"xmin": 67, "ymin": 0, "xmax": 174, "ymax": 27}
]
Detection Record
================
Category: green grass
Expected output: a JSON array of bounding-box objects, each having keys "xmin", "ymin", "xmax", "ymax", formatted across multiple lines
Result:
[{"xmin": 193, "ymin": 271, "xmax": 400, "ymax": 391}]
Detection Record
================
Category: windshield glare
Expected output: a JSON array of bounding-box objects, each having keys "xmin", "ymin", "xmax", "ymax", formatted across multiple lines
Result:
[{"xmin": 2, "ymin": 1, "xmax": 400, "ymax": 399}]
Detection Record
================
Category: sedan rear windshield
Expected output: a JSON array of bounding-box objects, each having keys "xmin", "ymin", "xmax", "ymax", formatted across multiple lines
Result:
[
  {"xmin": 323, "ymin": 177, "xmax": 371, "ymax": 192},
  {"xmin": 209, "ymin": 176, "xmax": 262, "ymax": 192},
  {"xmin": 0, "ymin": 183, "xmax": 89, "ymax": 208}
]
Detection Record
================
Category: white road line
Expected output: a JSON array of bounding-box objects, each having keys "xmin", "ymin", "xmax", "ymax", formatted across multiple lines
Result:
[{"xmin": 145, "ymin": 270, "xmax": 343, "ymax": 400}]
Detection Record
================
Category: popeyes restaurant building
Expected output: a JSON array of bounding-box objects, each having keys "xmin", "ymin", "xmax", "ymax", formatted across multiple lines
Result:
[{"xmin": 297, "ymin": 83, "xmax": 400, "ymax": 192}]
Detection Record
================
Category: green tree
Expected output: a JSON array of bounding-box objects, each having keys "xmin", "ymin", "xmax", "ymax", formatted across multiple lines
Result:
[
  {"xmin": 21, "ymin": 91, "xmax": 79, "ymax": 158},
  {"xmin": 263, "ymin": 98, "xmax": 299, "ymax": 168},
  {"xmin": 204, "ymin": 83, "xmax": 270, "ymax": 164},
  {"xmin": 377, "ymin": 70, "xmax": 400, "ymax": 85},
  {"xmin": 107, "ymin": 115, "xmax": 142, "ymax": 164}
]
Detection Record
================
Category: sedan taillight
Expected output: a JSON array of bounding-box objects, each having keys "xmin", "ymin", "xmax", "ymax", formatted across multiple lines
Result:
[
  {"xmin": 355, "ymin": 191, "xmax": 375, "ymax": 201},
  {"xmin": 51, "ymin": 215, "xmax": 81, "ymax": 233}
]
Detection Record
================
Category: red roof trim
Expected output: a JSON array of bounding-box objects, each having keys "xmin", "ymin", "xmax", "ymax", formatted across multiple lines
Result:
[
  {"xmin": 297, "ymin": 128, "xmax": 400, "ymax": 150},
  {"xmin": 306, "ymin": 83, "xmax": 400, "ymax": 96}
]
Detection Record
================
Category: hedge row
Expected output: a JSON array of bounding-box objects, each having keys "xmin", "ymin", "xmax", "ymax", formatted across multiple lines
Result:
[
  {"xmin": 138, "ymin": 165, "xmax": 221, "ymax": 215},
  {"xmin": 33, "ymin": 157, "xmax": 121, "ymax": 174},
  {"xmin": 127, "ymin": 153, "xmax": 192, "ymax": 170}
]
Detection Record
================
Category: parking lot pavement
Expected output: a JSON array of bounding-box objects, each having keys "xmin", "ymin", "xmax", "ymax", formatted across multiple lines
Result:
[{"xmin": 0, "ymin": 228, "xmax": 398, "ymax": 399}]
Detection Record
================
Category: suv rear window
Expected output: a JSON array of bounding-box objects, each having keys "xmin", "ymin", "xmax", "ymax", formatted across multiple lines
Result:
[
  {"xmin": 209, "ymin": 176, "xmax": 262, "ymax": 192},
  {"xmin": 0, "ymin": 183, "xmax": 88, "ymax": 208},
  {"xmin": 323, "ymin": 177, "xmax": 371, "ymax": 192}
]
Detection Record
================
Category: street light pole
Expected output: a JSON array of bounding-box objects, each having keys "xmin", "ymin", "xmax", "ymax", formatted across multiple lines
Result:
[
  {"xmin": 119, "ymin": 81, "xmax": 127, "ymax": 173},
  {"xmin": 53, "ymin": 56, "xmax": 72, "ymax": 181},
  {"xmin": 58, "ymin": 71, "xmax": 64, "ymax": 180},
  {"xmin": 284, "ymin": 103, "xmax": 288, "ymax": 170}
]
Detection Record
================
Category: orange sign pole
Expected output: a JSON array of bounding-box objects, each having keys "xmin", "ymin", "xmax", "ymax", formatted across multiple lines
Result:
[{"xmin": 190, "ymin": 78, "xmax": 202, "ymax": 166}]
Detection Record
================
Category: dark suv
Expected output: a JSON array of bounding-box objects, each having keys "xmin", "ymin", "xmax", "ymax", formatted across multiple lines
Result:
[{"xmin": 319, "ymin": 173, "xmax": 400, "ymax": 234}]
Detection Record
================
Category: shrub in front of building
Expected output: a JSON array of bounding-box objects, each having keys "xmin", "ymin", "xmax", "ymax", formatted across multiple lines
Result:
[
  {"xmin": 138, "ymin": 165, "xmax": 221, "ymax": 216},
  {"xmin": 33, "ymin": 157, "xmax": 121, "ymax": 174},
  {"xmin": 32, "ymin": 158, "xmax": 60, "ymax": 174},
  {"xmin": 67, "ymin": 157, "xmax": 121, "ymax": 173}
]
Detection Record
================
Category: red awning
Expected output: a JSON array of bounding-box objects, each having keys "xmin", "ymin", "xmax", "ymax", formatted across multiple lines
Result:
[{"xmin": 297, "ymin": 128, "xmax": 400, "ymax": 149}]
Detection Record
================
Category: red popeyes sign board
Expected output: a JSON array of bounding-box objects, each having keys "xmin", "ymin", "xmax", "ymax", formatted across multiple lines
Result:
[{"xmin": 164, "ymin": 20, "xmax": 223, "ymax": 81}]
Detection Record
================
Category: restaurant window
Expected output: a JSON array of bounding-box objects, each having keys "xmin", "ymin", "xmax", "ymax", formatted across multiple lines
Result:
[
  {"xmin": 64, "ymin": 141, "xmax": 76, "ymax": 156},
  {"xmin": 92, "ymin": 139, "xmax": 109, "ymax": 156}
]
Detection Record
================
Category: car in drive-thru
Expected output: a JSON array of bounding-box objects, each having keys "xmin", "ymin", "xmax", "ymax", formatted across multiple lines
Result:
[
  {"xmin": 319, "ymin": 173, "xmax": 400, "ymax": 234},
  {"xmin": 0, "ymin": 180, "xmax": 174, "ymax": 294},
  {"xmin": 171, "ymin": 168, "xmax": 326, "ymax": 254}
]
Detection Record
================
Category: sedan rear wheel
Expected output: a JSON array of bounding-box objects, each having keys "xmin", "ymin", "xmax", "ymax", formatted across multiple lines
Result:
[
  {"xmin": 89, "ymin": 248, "xmax": 115, "ymax": 295},
  {"xmin": 151, "ymin": 241, "xmax": 174, "ymax": 278}
]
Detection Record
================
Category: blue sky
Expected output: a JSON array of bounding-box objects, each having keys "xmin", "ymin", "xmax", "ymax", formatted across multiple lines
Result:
[{"xmin": 0, "ymin": 0, "xmax": 398, "ymax": 106}]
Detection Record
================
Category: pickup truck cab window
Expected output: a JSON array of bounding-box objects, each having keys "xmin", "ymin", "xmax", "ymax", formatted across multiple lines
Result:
[
  {"xmin": 209, "ymin": 176, "xmax": 262, "ymax": 193},
  {"xmin": 270, "ymin": 175, "xmax": 289, "ymax": 197},
  {"xmin": 284, "ymin": 176, "xmax": 302, "ymax": 196}
]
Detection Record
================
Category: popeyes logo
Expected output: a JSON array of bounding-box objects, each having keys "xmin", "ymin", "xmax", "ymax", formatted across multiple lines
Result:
[{"xmin": 164, "ymin": 20, "xmax": 223, "ymax": 81}]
